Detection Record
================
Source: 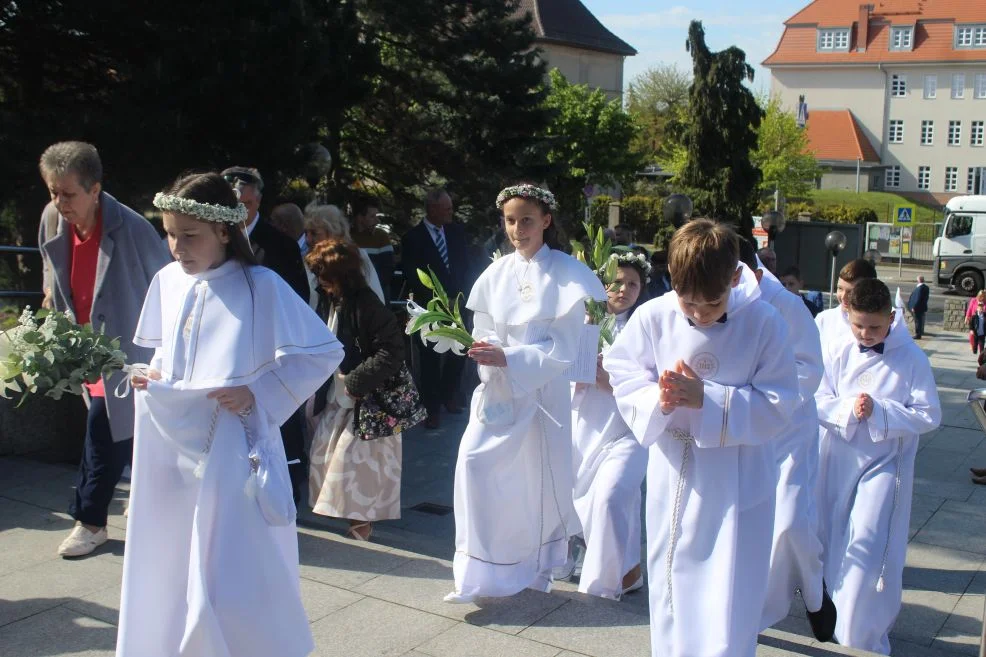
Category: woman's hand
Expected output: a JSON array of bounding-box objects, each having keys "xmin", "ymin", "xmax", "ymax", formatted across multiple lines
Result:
[
  {"xmin": 468, "ymin": 341, "xmax": 506, "ymax": 367},
  {"xmin": 207, "ymin": 385, "xmax": 256, "ymax": 414},
  {"xmin": 131, "ymin": 369, "xmax": 161, "ymax": 391}
]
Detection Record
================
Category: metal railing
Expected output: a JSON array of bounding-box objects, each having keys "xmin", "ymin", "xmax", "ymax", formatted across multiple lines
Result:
[
  {"xmin": 964, "ymin": 388, "xmax": 986, "ymax": 657},
  {"xmin": 0, "ymin": 245, "xmax": 43, "ymax": 300}
]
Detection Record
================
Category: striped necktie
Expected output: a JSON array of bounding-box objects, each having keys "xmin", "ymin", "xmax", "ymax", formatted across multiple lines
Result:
[{"xmin": 433, "ymin": 225, "xmax": 449, "ymax": 271}]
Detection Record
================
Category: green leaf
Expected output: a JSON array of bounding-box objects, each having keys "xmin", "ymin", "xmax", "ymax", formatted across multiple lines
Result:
[
  {"xmin": 408, "ymin": 311, "xmax": 455, "ymax": 334},
  {"xmin": 416, "ymin": 268, "xmax": 435, "ymax": 290},
  {"xmin": 423, "ymin": 326, "xmax": 474, "ymax": 349},
  {"xmin": 428, "ymin": 267, "xmax": 449, "ymax": 308}
]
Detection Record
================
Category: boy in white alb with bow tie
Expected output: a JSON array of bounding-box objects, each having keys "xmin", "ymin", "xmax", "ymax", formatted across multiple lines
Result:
[{"xmin": 814, "ymin": 278, "xmax": 941, "ymax": 654}]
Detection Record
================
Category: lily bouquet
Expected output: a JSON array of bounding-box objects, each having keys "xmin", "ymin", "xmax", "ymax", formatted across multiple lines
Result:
[
  {"xmin": 405, "ymin": 268, "xmax": 473, "ymax": 356},
  {"xmin": 0, "ymin": 308, "xmax": 127, "ymax": 406},
  {"xmin": 571, "ymin": 223, "xmax": 619, "ymax": 350}
]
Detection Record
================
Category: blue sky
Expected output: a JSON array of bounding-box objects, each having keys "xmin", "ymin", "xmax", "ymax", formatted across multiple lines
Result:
[{"xmin": 580, "ymin": 0, "xmax": 810, "ymax": 93}]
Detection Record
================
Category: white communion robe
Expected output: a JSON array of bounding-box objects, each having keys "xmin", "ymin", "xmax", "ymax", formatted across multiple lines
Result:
[
  {"xmin": 757, "ymin": 272, "xmax": 826, "ymax": 629},
  {"xmin": 604, "ymin": 266, "xmax": 800, "ymax": 657},
  {"xmin": 570, "ymin": 312, "xmax": 647, "ymax": 599},
  {"xmin": 815, "ymin": 316, "xmax": 941, "ymax": 655},
  {"xmin": 116, "ymin": 260, "xmax": 344, "ymax": 657},
  {"xmin": 450, "ymin": 244, "xmax": 606, "ymax": 600}
]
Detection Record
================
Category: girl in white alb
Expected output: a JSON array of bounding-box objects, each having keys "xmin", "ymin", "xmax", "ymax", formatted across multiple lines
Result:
[
  {"xmin": 444, "ymin": 184, "xmax": 605, "ymax": 602},
  {"xmin": 570, "ymin": 253, "xmax": 650, "ymax": 599},
  {"xmin": 116, "ymin": 173, "xmax": 343, "ymax": 657}
]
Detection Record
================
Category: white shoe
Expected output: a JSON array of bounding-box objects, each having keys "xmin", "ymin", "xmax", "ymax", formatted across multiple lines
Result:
[
  {"xmin": 622, "ymin": 574, "xmax": 644, "ymax": 595},
  {"xmin": 443, "ymin": 590, "xmax": 477, "ymax": 604},
  {"xmin": 57, "ymin": 524, "xmax": 108, "ymax": 558}
]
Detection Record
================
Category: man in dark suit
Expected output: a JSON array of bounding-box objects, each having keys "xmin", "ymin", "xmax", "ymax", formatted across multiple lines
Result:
[
  {"xmin": 221, "ymin": 166, "xmax": 309, "ymax": 300},
  {"xmin": 908, "ymin": 275, "xmax": 930, "ymax": 339},
  {"xmin": 402, "ymin": 188, "xmax": 471, "ymax": 429},
  {"xmin": 222, "ymin": 166, "xmax": 312, "ymax": 503}
]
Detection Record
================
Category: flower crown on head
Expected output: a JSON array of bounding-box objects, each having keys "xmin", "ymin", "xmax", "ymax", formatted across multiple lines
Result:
[
  {"xmin": 601, "ymin": 251, "xmax": 652, "ymax": 282},
  {"xmin": 153, "ymin": 193, "xmax": 248, "ymax": 225},
  {"xmin": 496, "ymin": 184, "xmax": 558, "ymax": 211}
]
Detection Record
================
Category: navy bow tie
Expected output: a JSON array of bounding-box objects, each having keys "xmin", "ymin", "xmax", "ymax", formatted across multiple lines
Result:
[
  {"xmin": 687, "ymin": 313, "xmax": 727, "ymax": 328},
  {"xmin": 859, "ymin": 342, "xmax": 885, "ymax": 354}
]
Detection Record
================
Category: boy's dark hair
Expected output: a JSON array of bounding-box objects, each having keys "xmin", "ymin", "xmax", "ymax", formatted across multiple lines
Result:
[
  {"xmin": 847, "ymin": 278, "xmax": 892, "ymax": 314},
  {"xmin": 668, "ymin": 218, "xmax": 739, "ymax": 300},
  {"xmin": 162, "ymin": 172, "xmax": 259, "ymax": 266},
  {"xmin": 839, "ymin": 258, "xmax": 877, "ymax": 283},
  {"xmin": 737, "ymin": 237, "xmax": 758, "ymax": 271},
  {"xmin": 351, "ymin": 194, "xmax": 379, "ymax": 219},
  {"xmin": 780, "ymin": 265, "xmax": 803, "ymax": 281}
]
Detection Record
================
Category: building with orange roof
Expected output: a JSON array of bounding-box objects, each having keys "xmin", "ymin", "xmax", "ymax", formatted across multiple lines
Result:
[{"xmin": 765, "ymin": 0, "xmax": 986, "ymax": 199}]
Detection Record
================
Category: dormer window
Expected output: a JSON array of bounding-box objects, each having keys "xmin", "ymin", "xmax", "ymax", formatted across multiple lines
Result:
[
  {"xmin": 818, "ymin": 28, "xmax": 850, "ymax": 52},
  {"xmin": 890, "ymin": 26, "xmax": 913, "ymax": 51},
  {"xmin": 955, "ymin": 25, "xmax": 986, "ymax": 49}
]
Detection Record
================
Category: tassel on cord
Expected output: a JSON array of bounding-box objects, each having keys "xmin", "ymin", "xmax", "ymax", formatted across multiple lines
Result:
[
  {"xmin": 243, "ymin": 471, "xmax": 258, "ymax": 499},
  {"xmin": 193, "ymin": 460, "xmax": 206, "ymax": 479},
  {"xmin": 876, "ymin": 575, "xmax": 885, "ymax": 593}
]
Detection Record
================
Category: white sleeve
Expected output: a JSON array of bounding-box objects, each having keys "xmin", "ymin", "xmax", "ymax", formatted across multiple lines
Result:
[
  {"xmin": 693, "ymin": 313, "xmax": 800, "ymax": 448},
  {"xmin": 502, "ymin": 302, "xmax": 584, "ymax": 396},
  {"xmin": 249, "ymin": 341, "xmax": 344, "ymax": 427},
  {"xmin": 604, "ymin": 310, "xmax": 672, "ymax": 448},
  {"xmin": 866, "ymin": 349, "xmax": 942, "ymax": 442},
  {"xmin": 814, "ymin": 348, "xmax": 860, "ymax": 441},
  {"xmin": 791, "ymin": 303, "xmax": 824, "ymax": 406}
]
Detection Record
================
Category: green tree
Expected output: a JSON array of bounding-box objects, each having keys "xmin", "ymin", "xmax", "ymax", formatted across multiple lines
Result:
[
  {"xmin": 542, "ymin": 68, "xmax": 642, "ymax": 220},
  {"xmin": 753, "ymin": 96, "xmax": 822, "ymax": 199},
  {"xmin": 678, "ymin": 21, "xmax": 763, "ymax": 239},
  {"xmin": 625, "ymin": 63, "xmax": 690, "ymax": 165},
  {"xmin": 345, "ymin": 0, "xmax": 553, "ymax": 218}
]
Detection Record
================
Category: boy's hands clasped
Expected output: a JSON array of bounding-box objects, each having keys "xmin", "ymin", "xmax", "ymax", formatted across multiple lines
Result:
[
  {"xmin": 854, "ymin": 393, "xmax": 874, "ymax": 420},
  {"xmin": 659, "ymin": 360, "xmax": 705, "ymax": 413}
]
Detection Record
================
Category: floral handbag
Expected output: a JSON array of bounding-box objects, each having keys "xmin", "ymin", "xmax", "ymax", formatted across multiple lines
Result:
[{"xmin": 353, "ymin": 363, "xmax": 428, "ymax": 440}]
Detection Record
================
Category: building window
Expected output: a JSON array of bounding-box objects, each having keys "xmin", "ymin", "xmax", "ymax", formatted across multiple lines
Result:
[
  {"xmin": 948, "ymin": 120, "xmax": 962, "ymax": 146},
  {"xmin": 958, "ymin": 25, "xmax": 986, "ymax": 48},
  {"xmin": 891, "ymin": 74, "xmax": 907, "ymax": 97},
  {"xmin": 818, "ymin": 28, "xmax": 850, "ymax": 51},
  {"xmin": 973, "ymin": 121, "xmax": 985, "ymax": 146},
  {"xmin": 977, "ymin": 73, "xmax": 986, "ymax": 99},
  {"xmin": 889, "ymin": 119, "xmax": 904, "ymax": 143},
  {"xmin": 953, "ymin": 73, "xmax": 966, "ymax": 98},
  {"xmin": 924, "ymin": 75, "xmax": 937, "ymax": 98},
  {"xmin": 945, "ymin": 167, "xmax": 959, "ymax": 192},
  {"xmin": 921, "ymin": 120, "xmax": 934, "ymax": 145},
  {"xmin": 971, "ymin": 167, "xmax": 981, "ymax": 193},
  {"xmin": 918, "ymin": 166, "xmax": 931, "ymax": 190},
  {"xmin": 890, "ymin": 26, "xmax": 913, "ymax": 50},
  {"xmin": 885, "ymin": 166, "xmax": 901, "ymax": 188}
]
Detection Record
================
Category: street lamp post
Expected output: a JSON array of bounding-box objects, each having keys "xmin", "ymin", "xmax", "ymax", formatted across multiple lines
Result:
[
  {"xmin": 664, "ymin": 194, "xmax": 693, "ymax": 229},
  {"xmin": 825, "ymin": 230, "xmax": 848, "ymax": 309},
  {"xmin": 760, "ymin": 210, "xmax": 786, "ymax": 250}
]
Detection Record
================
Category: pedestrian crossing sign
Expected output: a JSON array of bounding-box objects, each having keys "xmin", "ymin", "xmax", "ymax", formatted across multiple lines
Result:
[{"xmin": 894, "ymin": 204, "xmax": 915, "ymax": 225}]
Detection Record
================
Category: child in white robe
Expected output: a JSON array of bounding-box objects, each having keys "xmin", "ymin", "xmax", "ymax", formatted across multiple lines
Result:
[
  {"xmin": 605, "ymin": 219, "xmax": 800, "ymax": 657},
  {"xmin": 570, "ymin": 254, "xmax": 650, "ymax": 599},
  {"xmin": 815, "ymin": 258, "xmax": 878, "ymax": 352},
  {"xmin": 444, "ymin": 184, "xmax": 606, "ymax": 603},
  {"xmin": 116, "ymin": 173, "xmax": 344, "ymax": 657},
  {"xmin": 815, "ymin": 278, "xmax": 941, "ymax": 654},
  {"xmin": 737, "ymin": 244, "xmax": 834, "ymax": 639}
]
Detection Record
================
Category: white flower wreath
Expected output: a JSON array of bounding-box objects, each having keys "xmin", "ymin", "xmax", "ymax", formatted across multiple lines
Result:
[
  {"xmin": 602, "ymin": 251, "xmax": 652, "ymax": 283},
  {"xmin": 495, "ymin": 184, "xmax": 558, "ymax": 211},
  {"xmin": 153, "ymin": 193, "xmax": 248, "ymax": 225}
]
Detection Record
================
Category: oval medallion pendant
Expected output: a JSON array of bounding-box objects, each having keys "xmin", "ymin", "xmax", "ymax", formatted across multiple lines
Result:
[{"xmin": 519, "ymin": 282, "xmax": 534, "ymax": 302}]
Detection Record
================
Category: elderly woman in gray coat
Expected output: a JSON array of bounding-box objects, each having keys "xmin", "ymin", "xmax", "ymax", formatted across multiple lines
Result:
[{"xmin": 37, "ymin": 141, "xmax": 171, "ymax": 558}]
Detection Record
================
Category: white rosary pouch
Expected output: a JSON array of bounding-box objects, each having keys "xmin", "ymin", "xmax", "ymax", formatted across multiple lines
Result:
[
  {"xmin": 477, "ymin": 367, "xmax": 515, "ymax": 427},
  {"xmin": 240, "ymin": 409, "xmax": 296, "ymax": 527}
]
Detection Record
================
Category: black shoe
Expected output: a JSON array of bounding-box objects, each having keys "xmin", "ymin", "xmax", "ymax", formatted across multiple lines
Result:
[{"xmin": 806, "ymin": 583, "xmax": 837, "ymax": 643}]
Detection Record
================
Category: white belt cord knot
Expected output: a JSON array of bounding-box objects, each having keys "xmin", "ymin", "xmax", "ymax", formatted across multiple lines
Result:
[{"xmin": 113, "ymin": 363, "xmax": 151, "ymax": 399}]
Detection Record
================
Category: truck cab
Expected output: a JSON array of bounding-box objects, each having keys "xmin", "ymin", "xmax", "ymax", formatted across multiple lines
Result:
[{"xmin": 933, "ymin": 196, "xmax": 986, "ymax": 295}]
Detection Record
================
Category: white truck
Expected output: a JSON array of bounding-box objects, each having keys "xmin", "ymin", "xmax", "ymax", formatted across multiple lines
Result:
[{"xmin": 933, "ymin": 195, "xmax": 986, "ymax": 295}]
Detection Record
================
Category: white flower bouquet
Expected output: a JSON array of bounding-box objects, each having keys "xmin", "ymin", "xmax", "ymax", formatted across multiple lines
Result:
[
  {"xmin": 405, "ymin": 268, "xmax": 474, "ymax": 356},
  {"xmin": 0, "ymin": 308, "xmax": 127, "ymax": 406}
]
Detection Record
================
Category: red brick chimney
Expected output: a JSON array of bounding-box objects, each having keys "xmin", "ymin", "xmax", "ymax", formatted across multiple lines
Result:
[{"xmin": 857, "ymin": 4, "xmax": 873, "ymax": 51}]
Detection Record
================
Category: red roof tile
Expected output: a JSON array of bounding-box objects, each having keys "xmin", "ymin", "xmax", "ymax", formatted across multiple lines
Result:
[
  {"xmin": 764, "ymin": 0, "xmax": 986, "ymax": 66},
  {"xmin": 803, "ymin": 109, "xmax": 881, "ymax": 162}
]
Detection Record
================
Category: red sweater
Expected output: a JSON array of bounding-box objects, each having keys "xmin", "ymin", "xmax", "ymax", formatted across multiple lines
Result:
[{"xmin": 70, "ymin": 211, "xmax": 105, "ymax": 397}]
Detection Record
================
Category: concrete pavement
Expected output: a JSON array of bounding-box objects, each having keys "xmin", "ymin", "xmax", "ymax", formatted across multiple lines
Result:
[{"xmin": 1, "ymin": 327, "xmax": 985, "ymax": 657}]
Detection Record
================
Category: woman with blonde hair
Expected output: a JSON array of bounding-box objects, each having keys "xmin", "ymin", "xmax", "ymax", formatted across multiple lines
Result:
[{"xmin": 304, "ymin": 204, "xmax": 384, "ymax": 302}]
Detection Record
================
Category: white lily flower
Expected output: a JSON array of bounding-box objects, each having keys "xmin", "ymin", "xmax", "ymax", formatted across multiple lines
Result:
[{"xmin": 405, "ymin": 298, "xmax": 428, "ymax": 335}]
